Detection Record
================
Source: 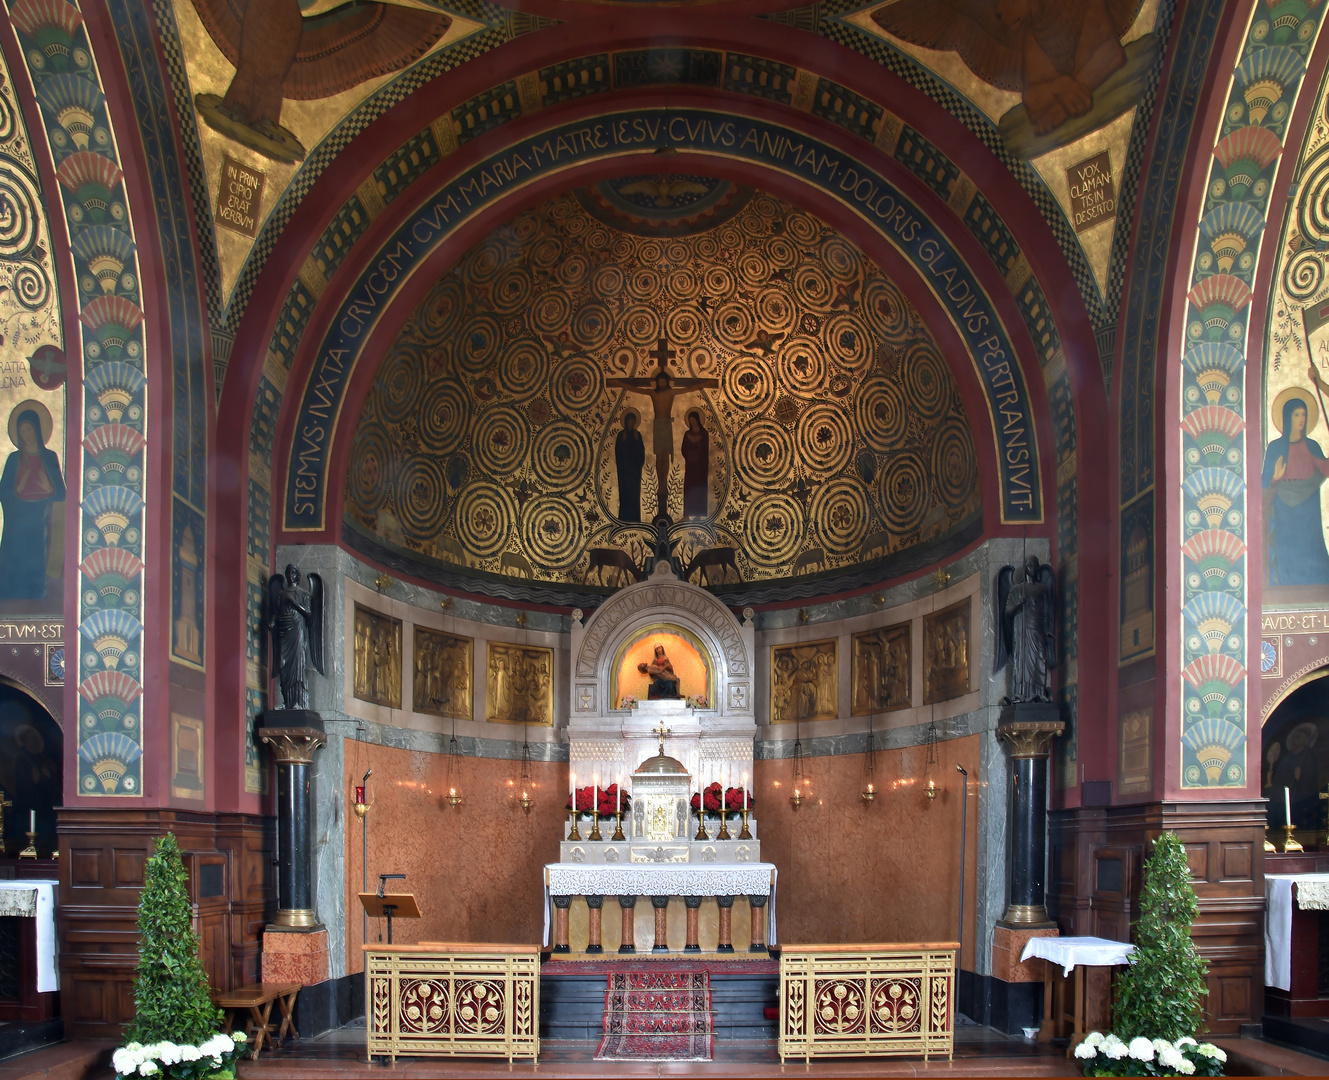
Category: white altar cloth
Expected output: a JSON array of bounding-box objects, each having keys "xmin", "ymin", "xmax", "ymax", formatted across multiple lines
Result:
[
  {"xmin": 1264, "ymin": 873, "xmax": 1329, "ymax": 990},
  {"xmin": 543, "ymin": 862, "xmax": 777, "ymax": 948},
  {"xmin": 0, "ymin": 879, "xmax": 59, "ymax": 992},
  {"xmin": 1019, "ymin": 935, "xmax": 1135, "ymax": 977}
]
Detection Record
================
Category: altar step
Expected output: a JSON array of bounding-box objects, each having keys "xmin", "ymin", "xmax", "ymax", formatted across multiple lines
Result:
[{"xmin": 540, "ymin": 962, "xmax": 777, "ymax": 1040}]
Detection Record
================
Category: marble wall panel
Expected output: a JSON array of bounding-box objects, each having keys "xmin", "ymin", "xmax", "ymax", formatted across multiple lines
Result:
[
  {"xmin": 342, "ymin": 741, "xmax": 565, "ymax": 975},
  {"xmin": 753, "ymin": 734, "xmax": 982, "ymax": 971}
]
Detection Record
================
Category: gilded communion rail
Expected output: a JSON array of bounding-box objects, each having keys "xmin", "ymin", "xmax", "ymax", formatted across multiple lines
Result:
[
  {"xmin": 778, "ymin": 943, "xmax": 958, "ymax": 1062},
  {"xmin": 364, "ymin": 943, "xmax": 539, "ymax": 1063}
]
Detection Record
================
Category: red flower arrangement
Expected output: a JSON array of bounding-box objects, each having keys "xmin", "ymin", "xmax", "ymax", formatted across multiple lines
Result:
[
  {"xmin": 566, "ymin": 784, "xmax": 631, "ymax": 814},
  {"xmin": 692, "ymin": 783, "xmax": 756, "ymax": 815}
]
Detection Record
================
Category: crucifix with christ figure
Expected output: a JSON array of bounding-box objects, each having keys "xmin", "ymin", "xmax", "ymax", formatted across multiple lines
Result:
[
  {"xmin": 652, "ymin": 720, "xmax": 672, "ymax": 757},
  {"xmin": 608, "ymin": 338, "xmax": 718, "ymax": 518}
]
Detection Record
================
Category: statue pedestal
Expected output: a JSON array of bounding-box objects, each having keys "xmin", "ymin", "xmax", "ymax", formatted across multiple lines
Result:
[
  {"xmin": 996, "ymin": 702, "xmax": 1063, "ymax": 929},
  {"xmin": 258, "ymin": 711, "xmax": 326, "ymax": 931}
]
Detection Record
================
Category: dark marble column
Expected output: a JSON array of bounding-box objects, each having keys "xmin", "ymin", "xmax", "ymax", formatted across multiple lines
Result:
[
  {"xmin": 716, "ymin": 895, "xmax": 735, "ymax": 953},
  {"xmin": 585, "ymin": 895, "xmax": 604, "ymax": 954},
  {"xmin": 257, "ymin": 714, "xmax": 326, "ymax": 931},
  {"xmin": 651, "ymin": 896, "xmax": 670, "ymax": 952},
  {"xmin": 684, "ymin": 896, "xmax": 702, "ymax": 952},
  {"xmin": 998, "ymin": 707, "xmax": 1063, "ymax": 927},
  {"xmin": 618, "ymin": 895, "xmax": 637, "ymax": 954},
  {"xmin": 552, "ymin": 896, "xmax": 572, "ymax": 953},
  {"xmin": 748, "ymin": 894, "xmax": 768, "ymax": 953}
]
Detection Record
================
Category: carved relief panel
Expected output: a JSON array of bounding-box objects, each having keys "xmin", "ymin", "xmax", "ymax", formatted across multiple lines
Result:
[
  {"xmin": 412, "ymin": 627, "xmax": 472, "ymax": 722},
  {"xmin": 923, "ymin": 599, "xmax": 970, "ymax": 704},
  {"xmin": 770, "ymin": 639, "xmax": 838, "ymax": 723},
  {"xmin": 486, "ymin": 642, "xmax": 554, "ymax": 725},
  {"xmin": 851, "ymin": 622, "xmax": 912, "ymax": 715},
  {"xmin": 353, "ymin": 603, "xmax": 401, "ymax": 708}
]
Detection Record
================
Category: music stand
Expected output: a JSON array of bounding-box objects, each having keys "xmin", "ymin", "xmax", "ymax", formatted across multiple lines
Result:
[{"xmin": 359, "ymin": 892, "xmax": 420, "ymax": 944}]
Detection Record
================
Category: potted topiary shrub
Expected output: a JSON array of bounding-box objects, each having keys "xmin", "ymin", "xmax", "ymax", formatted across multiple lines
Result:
[
  {"xmin": 1074, "ymin": 831, "xmax": 1226, "ymax": 1077},
  {"xmin": 112, "ymin": 833, "xmax": 246, "ymax": 1079}
]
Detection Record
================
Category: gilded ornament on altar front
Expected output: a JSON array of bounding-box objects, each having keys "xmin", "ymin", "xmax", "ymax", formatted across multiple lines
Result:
[
  {"xmin": 486, "ymin": 642, "xmax": 553, "ymax": 725},
  {"xmin": 923, "ymin": 600, "xmax": 970, "ymax": 704},
  {"xmin": 770, "ymin": 639, "xmax": 837, "ymax": 723},
  {"xmin": 413, "ymin": 627, "xmax": 472, "ymax": 721},
  {"xmin": 647, "ymin": 795, "xmax": 675, "ymax": 841},
  {"xmin": 353, "ymin": 603, "xmax": 401, "ymax": 708},
  {"xmin": 851, "ymin": 622, "xmax": 911, "ymax": 715}
]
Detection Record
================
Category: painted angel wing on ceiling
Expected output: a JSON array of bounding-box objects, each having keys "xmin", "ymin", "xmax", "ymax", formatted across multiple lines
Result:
[
  {"xmin": 870, "ymin": 0, "xmax": 1025, "ymax": 93},
  {"xmin": 192, "ymin": 0, "xmax": 452, "ymax": 162}
]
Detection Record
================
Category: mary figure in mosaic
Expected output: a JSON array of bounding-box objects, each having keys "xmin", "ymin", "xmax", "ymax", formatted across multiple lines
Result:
[
  {"xmin": 1262, "ymin": 388, "xmax": 1329, "ymax": 586},
  {"xmin": 0, "ymin": 404, "xmax": 65, "ymax": 601}
]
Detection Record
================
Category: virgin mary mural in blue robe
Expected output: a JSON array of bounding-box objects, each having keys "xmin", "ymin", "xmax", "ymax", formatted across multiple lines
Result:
[
  {"xmin": 0, "ymin": 404, "xmax": 65, "ymax": 600},
  {"xmin": 1263, "ymin": 388, "xmax": 1329, "ymax": 585}
]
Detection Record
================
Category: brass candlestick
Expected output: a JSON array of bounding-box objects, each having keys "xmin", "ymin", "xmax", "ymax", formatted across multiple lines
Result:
[
  {"xmin": 1264, "ymin": 828, "xmax": 1277, "ymax": 853},
  {"xmin": 567, "ymin": 809, "xmax": 582, "ymax": 841},
  {"xmin": 588, "ymin": 811, "xmax": 603, "ymax": 841},
  {"xmin": 612, "ymin": 810, "xmax": 626, "ymax": 842},
  {"xmin": 694, "ymin": 810, "xmax": 709, "ymax": 841},
  {"xmin": 738, "ymin": 808, "xmax": 752, "ymax": 840},
  {"xmin": 18, "ymin": 831, "xmax": 38, "ymax": 860},
  {"xmin": 716, "ymin": 811, "xmax": 731, "ymax": 841},
  {"xmin": 1284, "ymin": 823, "xmax": 1305, "ymax": 853}
]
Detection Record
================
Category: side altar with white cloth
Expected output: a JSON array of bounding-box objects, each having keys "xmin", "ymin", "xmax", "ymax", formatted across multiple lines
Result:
[{"xmin": 545, "ymin": 562, "xmax": 776, "ymax": 956}]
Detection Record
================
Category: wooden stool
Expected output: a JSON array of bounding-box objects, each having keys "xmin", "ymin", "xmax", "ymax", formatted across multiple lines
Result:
[{"xmin": 212, "ymin": 982, "xmax": 301, "ymax": 1059}]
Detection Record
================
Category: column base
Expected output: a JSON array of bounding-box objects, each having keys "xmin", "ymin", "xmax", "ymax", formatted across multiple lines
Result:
[
  {"xmin": 749, "ymin": 944, "xmax": 769, "ymax": 953},
  {"xmin": 716, "ymin": 944, "xmax": 735, "ymax": 954},
  {"xmin": 267, "ymin": 908, "xmax": 324, "ymax": 932},
  {"xmin": 552, "ymin": 944, "xmax": 570, "ymax": 954},
  {"xmin": 684, "ymin": 944, "xmax": 701, "ymax": 952},
  {"xmin": 585, "ymin": 944, "xmax": 603, "ymax": 954},
  {"xmin": 618, "ymin": 944, "xmax": 636, "ymax": 954},
  {"xmin": 261, "ymin": 927, "xmax": 329, "ymax": 984},
  {"xmin": 652, "ymin": 945, "xmax": 669, "ymax": 953},
  {"xmin": 996, "ymin": 903, "xmax": 1056, "ymax": 929}
]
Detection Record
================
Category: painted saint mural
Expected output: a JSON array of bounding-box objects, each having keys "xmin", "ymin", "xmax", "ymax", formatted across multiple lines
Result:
[
  {"xmin": 1262, "ymin": 382, "xmax": 1329, "ymax": 585},
  {"xmin": 342, "ymin": 182, "xmax": 983, "ymax": 593}
]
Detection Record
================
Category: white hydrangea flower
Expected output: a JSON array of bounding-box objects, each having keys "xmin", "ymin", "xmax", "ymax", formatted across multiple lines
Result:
[
  {"xmin": 157, "ymin": 1043, "xmax": 181, "ymax": 1066},
  {"xmin": 1196, "ymin": 1042, "xmax": 1227, "ymax": 1063},
  {"xmin": 233, "ymin": 1031, "xmax": 247, "ymax": 1044},
  {"xmin": 1158, "ymin": 1046, "xmax": 1185, "ymax": 1071},
  {"xmin": 1176, "ymin": 1036, "xmax": 1198, "ymax": 1048},
  {"xmin": 137, "ymin": 1063, "xmax": 158, "ymax": 1077},
  {"xmin": 1074, "ymin": 1040, "xmax": 1098, "ymax": 1059},
  {"xmin": 180, "ymin": 1044, "xmax": 201, "ymax": 1062},
  {"xmin": 112, "ymin": 1048, "xmax": 135, "ymax": 1074},
  {"xmin": 1103, "ymin": 1034, "xmax": 1129, "ymax": 1060},
  {"xmin": 1176, "ymin": 1056, "xmax": 1196, "ymax": 1075},
  {"xmin": 1084, "ymin": 1031, "xmax": 1105, "ymax": 1047},
  {"xmin": 1154, "ymin": 1038, "xmax": 1174, "ymax": 1053},
  {"xmin": 1128, "ymin": 1036, "xmax": 1156, "ymax": 1061}
]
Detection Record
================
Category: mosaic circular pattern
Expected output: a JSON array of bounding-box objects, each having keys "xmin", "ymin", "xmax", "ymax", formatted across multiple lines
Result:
[
  {"xmin": 796, "ymin": 403, "xmax": 854, "ymax": 478},
  {"xmin": 902, "ymin": 342, "xmax": 949, "ymax": 421},
  {"xmin": 551, "ymin": 357, "xmax": 603, "ymax": 414},
  {"xmin": 471, "ymin": 406, "xmax": 529, "ymax": 475},
  {"xmin": 348, "ymin": 423, "xmax": 392, "ymax": 513},
  {"xmin": 743, "ymin": 492, "xmax": 805, "ymax": 568},
  {"xmin": 856, "ymin": 378, "xmax": 909, "ymax": 452},
  {"xmin": 810, "ymin": 478, "xmax": 872, "ymax": 556},
  {"xmin": 0, "ymin": 162, "xmax": 40, "ymax": 259},
  {"xmin": 734, "ymin": 419, "xmax": 794, "ymax": 478},
  {"xmin": 376, "ymin": 349, "xmax": 424, "ymax": 422},
  {"xmin": 346, "ymin": 186, "xmax": 980, "ymax": 585},
  {"xmin": 455, "ymin": 313, "xmax": 504, "ymax": 375},
  {"xmin": 777, "ymin": 334, "xmax": 827, "ymax": 399},
  {"xmin": 453, "ymin": 483, "xmax": 514, "ymax": 557},
  {"xmin": 722, "ymin": 357, "xmax": 775, "ymax": 413},
  {"xmin": 395, "ymin": 455, "xmax": 447, "ymax": 538},
  {"xmin": 521, "ymin": 495, "xmax": 583, "ymax": 570},
  {"xmin": 1283, "ymin": 247, "xmax": 1323, "ymax": 302},
  {"xmin": 932, "ymin": 419, "xmax": 978, "ymax": 508},
  {"xmin": 418, "ymin": 379, "xmax": 469, "ymax": 455},
  {"xmin": 497, "ymin": 340, "xmax": 550, "ymax": 405},
  {"xmin": 532, "ymin": 422, "xmax": 593, "ymax": 488},
  {"xmin": 878, "ymin": 451, "xmax": 930, "ymax": 533}
]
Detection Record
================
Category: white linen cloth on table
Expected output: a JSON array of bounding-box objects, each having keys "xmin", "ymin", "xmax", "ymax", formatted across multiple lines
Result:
[
  {"xmin": 543, "ymin": 863, "xmax": 778, "ymax": 948},
  {"xmin": 1019, "ymin": 935, "xmax": 1135, "ymax": 977},
  {"xmin": 0, "ymin": 879, "xmax": 59, "ymax": 991},
  {"xmin": 1263, "ymin": 873, "xmax": 1329, "ymax": 990}
]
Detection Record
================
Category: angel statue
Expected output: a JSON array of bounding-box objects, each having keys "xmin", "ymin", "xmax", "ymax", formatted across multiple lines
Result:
[
  {"xmin": 267, "ymin": 564, "xmax": 324, "ymax": 711},
  {"xmin": 994, "ymin": 555, "xmax": 1057, "ymax": 703}
]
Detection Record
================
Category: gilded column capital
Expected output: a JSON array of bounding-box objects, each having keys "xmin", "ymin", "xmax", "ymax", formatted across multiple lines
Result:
[
  {"xmin": 997, "ymin": 719, "xmax": 1064, "ymax": 759},
  {"xmin": 258, "ymin": 726, "xmax": 327, "ymax": 764}
]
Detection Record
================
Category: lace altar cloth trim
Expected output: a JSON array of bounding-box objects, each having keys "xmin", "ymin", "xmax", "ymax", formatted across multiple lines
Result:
[
  {"xmin": 547, "ymin": 864, "xmax": 773, "ymax": 896},
  {"xmin": 1296, "ymin": 878, "xmax": 1329, "ymax": 910},
  {"xmin": 0, "ymin": 886, "xmax": 36, "ymax": 917}
]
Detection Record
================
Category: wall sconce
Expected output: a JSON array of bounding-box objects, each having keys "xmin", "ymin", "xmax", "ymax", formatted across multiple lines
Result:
[
  {"xmin": 374, "ymin": 572, "xmax": 393, "ymax": 592},
  {"xmin": 861, "ymin": 723, "xmax": 877, "ymax": 803},
  {"xmin": 924, "ymin": 719, "xmax": 939, "ymax": 801}
]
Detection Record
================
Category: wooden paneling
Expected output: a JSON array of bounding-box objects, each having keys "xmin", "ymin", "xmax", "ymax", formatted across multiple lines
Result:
[
  {"xmin": 56, "ymin": 809, "xmax": 275, "ymax": 1039},
  {"xmin": 1049, "ymin": 801, "xmax": 1265, "ymax": 1034}
]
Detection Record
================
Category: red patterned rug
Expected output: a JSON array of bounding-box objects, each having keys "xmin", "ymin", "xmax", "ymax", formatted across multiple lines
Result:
[{"xmin": 594, "ymin": 970, "xmax": 714, "ymax": 1061}]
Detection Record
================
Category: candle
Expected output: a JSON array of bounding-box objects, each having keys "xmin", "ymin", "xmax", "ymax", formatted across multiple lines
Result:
[
  {"xmin": 616, "ymin": 775, "xmax": 621, "ymax": 815},
  {"xmin": 29, "ymin": 809, "xmax": 35, "ymax": 832},
  {"xmin": 571, "ymin": 770, "xmax": 575, "ymax": 802},
  {"xmin": 743, "ymin": 771, "xmax": 748, "ymax": 811},
  {"xmin": 1286, "ymin": 785, "xmax": 1293, "ymax": 826}
]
